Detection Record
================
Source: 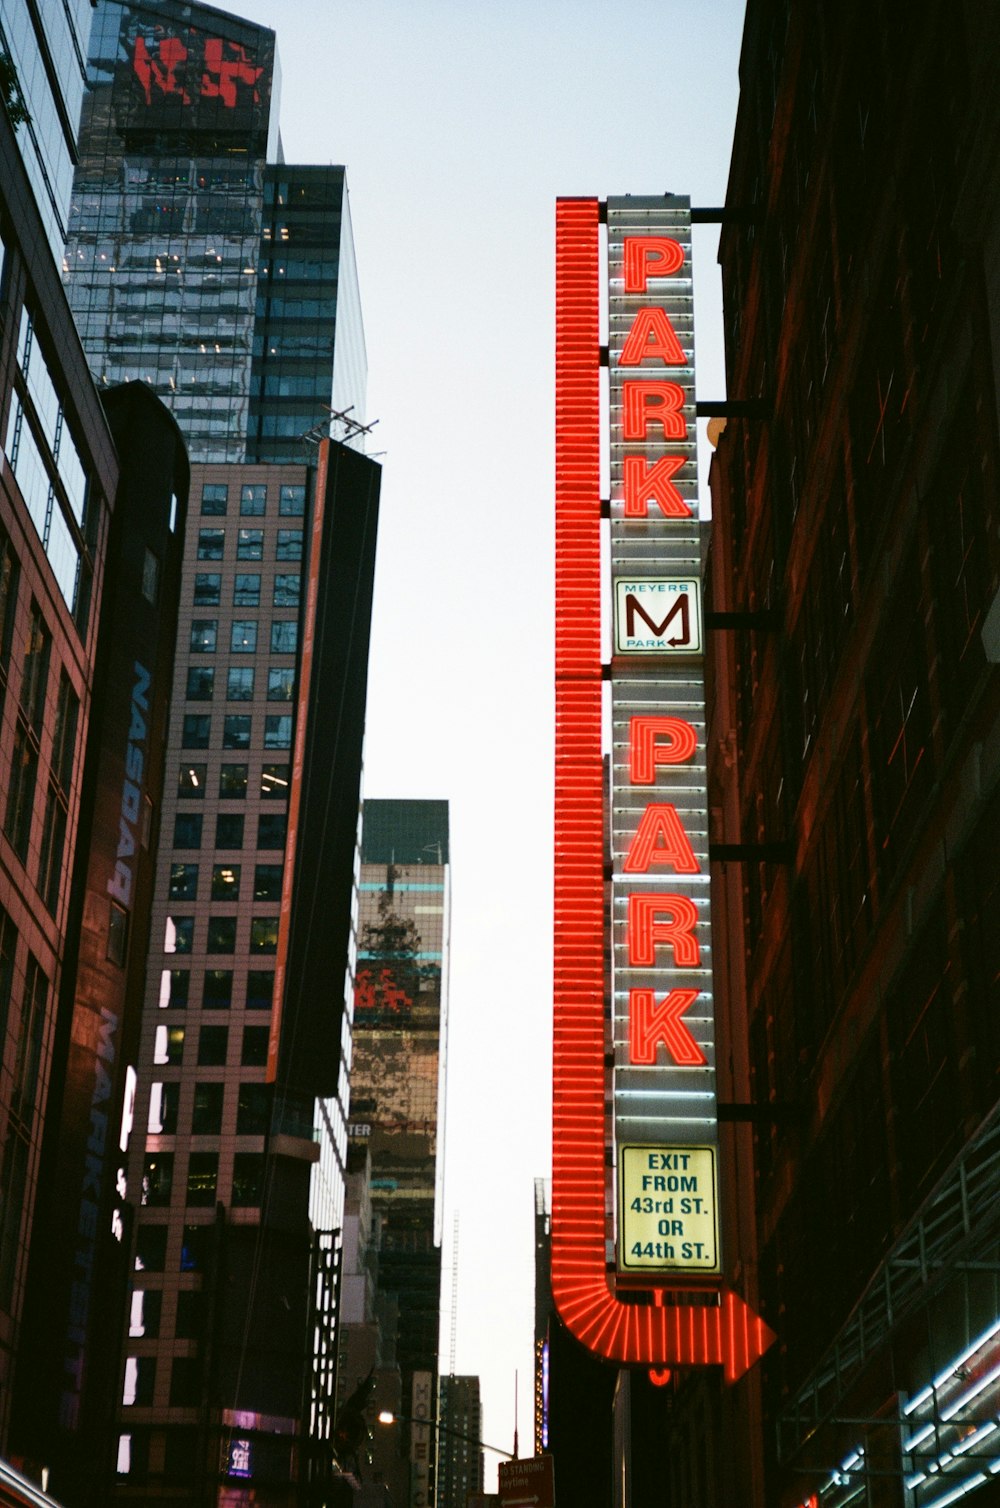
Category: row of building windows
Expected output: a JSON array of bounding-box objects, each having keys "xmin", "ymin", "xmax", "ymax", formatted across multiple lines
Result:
[
  {"xmin": 152, "ymin": 1023, "xmax": 270, "ymax": 1071},
  {"xmin": 195, "ymin": 527, "xmax": 301, "ymax": 562},
  {"xmin": 158, "ymin": 912, "xmax": 278, "ymax": 958},
  {"xmin": 157, "ymin": 966, "xmax": 273, "ymax": 1011},
  {"xmin": 192, "ymin": 572, "xmax": 300, "ymax": 605},
  {"xmin": 3, "ymin": 308, "xmax": 91, "ymax": 619},
  {"xmin": 141, "ymin": 1148, "xmax": 264, "ymax": 1210},
  {"xmin": 167, "ymin": 861, "xmax": 282, "ymax": 900},
  {"xmin": 190, "ymin": 618, "xmax": 297, "ymax": 654},
  {"xmin": 200, "ymin": 482, "xmax": 305, "ymax": 517},
  {"xmin": 147, "ymin": 1079, "xmax": 271, "ymax": 1138},
  {"xmin": 179, "ymin": 712, "xmax": 292, "ymax": 750},
  {"xmin": 178, "ymin": 763, "xmax": 288, "ymax": 805},
  {"xmin": 185, "ymin": 664, "xmax": 294, "ymax": 702}
]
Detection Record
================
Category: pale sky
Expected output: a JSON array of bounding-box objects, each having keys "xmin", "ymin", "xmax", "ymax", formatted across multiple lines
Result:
[{"xmin": 216, "ymin": 0, "xmax": 746, "ymax": 1483}]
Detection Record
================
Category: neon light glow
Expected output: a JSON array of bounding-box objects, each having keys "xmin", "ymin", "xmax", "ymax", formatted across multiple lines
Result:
[
  {"xmin": 551, "ymin": 195, "xmax": 773, "ymax": 1373},
  {"xmin": 622, "ymin": 381, "xmax": 687, "ymax": 441},
  {"xmin": 619, "ymin": 307, "xmax": 688, "ymax": 366},
  {"xmin": 623, "ymin": 805, "xmax": 701, "ymax": 874},
  {"xmin": 623, "ymin": 236, "xmax": 684, "ymax": 290},
  {"xmin": 629, "ymin": 717, "xmax": 698, "ymax": 781},
  {"xmin": 622, "ymin": 455, "xmax": 690, "ymax": 517},
  {"xmin": 629, "ymin": 989, "xmax": 704, "ymax": 1065}
]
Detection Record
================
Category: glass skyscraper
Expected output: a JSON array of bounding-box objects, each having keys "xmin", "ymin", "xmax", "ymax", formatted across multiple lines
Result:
[
  {"xmin": 0, "ymin": 0, "xmax": 93, "ymax": 258},
  {"xmin": 352, "ymin": 799, "xmax": 450, "ymax": 1506}
]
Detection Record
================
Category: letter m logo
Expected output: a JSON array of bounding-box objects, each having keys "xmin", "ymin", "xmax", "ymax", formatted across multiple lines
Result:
[{"xmin": 614, "ymin": 579, "xmax": 702, "ymax": 654}]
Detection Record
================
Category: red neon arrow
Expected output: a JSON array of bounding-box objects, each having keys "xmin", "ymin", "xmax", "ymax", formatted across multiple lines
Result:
[{"xmin": 552, "ymin": 197, "xmax": 774, "ymax": 1382}]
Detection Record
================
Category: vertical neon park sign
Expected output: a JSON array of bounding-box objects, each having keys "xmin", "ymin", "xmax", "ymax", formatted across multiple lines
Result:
[{"xmin": 552, "ymin": 195, "xmax": 773, "ymax": 1377}]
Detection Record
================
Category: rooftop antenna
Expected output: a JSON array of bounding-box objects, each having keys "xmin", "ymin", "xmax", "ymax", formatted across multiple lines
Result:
[
  {"xmin": 299, "ymin": 403, "xmax": 380, "ymax": 448},
  {"xmin": 513, "ymin": 1371, "xmax": 519, "ymax": 1459}
]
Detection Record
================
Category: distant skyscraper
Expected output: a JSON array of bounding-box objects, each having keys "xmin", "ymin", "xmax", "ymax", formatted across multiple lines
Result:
[
  {"xmin": 55, "ymin": 3, "xmax": 382, "ymax": 1503},
  {"xmin": 438, "ymin": 1376, "xmax": 483, "ymax": 1508},
  {"xmin": 352, "ymin": 799, "xmax": 450, "ymax": 1507}
]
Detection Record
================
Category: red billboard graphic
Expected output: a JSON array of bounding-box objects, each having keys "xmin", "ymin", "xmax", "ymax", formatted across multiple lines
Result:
[{"xmin": 131, "ymin": 30, "xmax": 263, "ymax": 108}]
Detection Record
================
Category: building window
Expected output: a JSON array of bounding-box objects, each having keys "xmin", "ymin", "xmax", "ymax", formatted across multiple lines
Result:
[
  {"xmin": 108, "ymin": 902, "xmax": 129, "ymax": 966},
  {"xmin": 222, "ymin": 715, "xmax": 251, "ymax": 750},
  {"xmin": 234, "ymin": 574, "xmax": 261, "ymax": 607},
  {"xmin": 267, "ymin": 668, "xmax": 295, "ymax": 701},
  {"xmin": 153, "ymin": 1025, "xmax": 185, "ymax": 1066},
  {"xmin": 227, "ymin": 667, "xmax": 254, "ymax": 701},
  {"xmin": 185, "ymin": 666, "xmax": 214, "ymax": 701},
  {"xmin": 215, "ymin": 812, "xmax": 244, "ymax": 847},
  {"xmin": 272, "ymin": 574, "xmax": 300, "ymax": 608},
  {"xmin": 178, "ymin": 763, "xmax": 206, "ymax": 798},
  {"xmin": 201, "ymin": 483, "xmax": 228, "ymax": 515},
  {"xmin": 180, "ymin": 1225, "xmax": 210, "ymax": 1273},
  {"xmin": 197, "ymin": 1027, "xmax": 228, "ymax": 1067},
  {"xmin": 122, "ymin": 1356, "xmax": 156, "ymax": 1407},
  {"xmin": 169, "ymin": 1358, "xmax": 201, "ymax": 1408},
  {"xmin": 206, "ymin": 917, "xmax": 237, "ymax": 954},
  {"xmin": 246, "ymin": 971, "xmax": 274, "ymax": 1010},
  {"xmin": 159, "ymin": 969, "xmax": 190, "ymax": 1008},
  {"xmin": 253, "ymin": 863, "xmax": 283, "ymax": 902},
  {"xmin": 168, "ymin": 864, "xmax": 198, "ymax": 901},
  {"xmin": 190, "ymin": 620, "xmax": 217, "ymax": 653},
  {"xmin": 5, "ymin": 718, "xmax": 39, "ymax": 862},
  {"xmin": 230, "ymin": 620, "xmax": 258, "ymax": 653},
  {"xmin": 211, "ymin": 863, "xmax": 240, "ymax": 901},
  {"xmin": 175, "ymin": 1290, "xmax": 203, "ymax": 1339},
  {"xmin": 260, "ymin": 763, "xmax": 289, "ymax": 799},
  {"xmin": 240, "ymin": 485, "xmax": 267, "ymax": 516},
  {"xmin": 257, "ymin": 813, "xmax": 287, "ymax": 849},
  {"xmin": 237, "ymin": 1083, "xmax": 271, "ymax": 1134},
  {"xmin": 181, "ymin": 714, "xmax": 211, "ymax": 749},
  {"xmin": 276, "ymin": 529, "xmax": 302, "ymax": 561},
  {"xmin": 191, "ymin": 1083, "xmax": 224, "ymax": 1135},
  {"xmin": 232, "ymin": 1153, "xmax": 265, "ymax": 1206},
  {"xmin": 142, "ymin": 1153, "xmax": 173, "ymax": 1207},
  {"xmin": 193, "ymin": 573, "xmax": 221, "ymax": 606},
  {"xmin": 141, "ymin": 550, "xmax": 159, "ymax": 605},
  {"xmin": 186, "ymin": 1152, "xmax": 218, "ymax": 1206},
  {"xmin": 279, "ymin": 484, "xmax": 306, "ymax": 516},
  {"xmin": 51, "ymin": 672, "xmax": 78, "ymax": 793},
  {"xmin": 203, "ymin": 970, "xmax": 233, "ymax": 1009},
  {"xmin": 134, "ymin": 1224, "xmax": 168, "ymax": 1272},
  {"xmin": 196, "ymin": 529, "xmax": 225, "ymax": 561},
  {"xmin": 263, "ymin": 714, "xmax": 292, "ymax": 749},
  {"xmin": 241, "ymin": 1027, "xmax": 271, "ymax": 1066},
  {"xmin": 250, "ymin": 918, "xmax": 279, "ymax": 953},
  {"xmin": 148, "ymin": 1082, "xmax": 179, "ymax": 1135},
  {"xmin": 219, "ymin": 764, "xmax": 248, "ymax": 799},
  {"xmin": 164, "ymin": 916, "xmax": 194, "ymax": 954},
  {"xmin": 270, "ymin": 620, "xmax": 297, "ymax": 654},
  {"xmin": 237, "ymin": 528, "xmax": 263, "ymax": 560},
  {"xmin": 37, "ymin": 782, "xmax": 67, "ymax": 913},
  {"xmin": 173, "ymin": 813, "xmax": 203, "ymax": 848}
]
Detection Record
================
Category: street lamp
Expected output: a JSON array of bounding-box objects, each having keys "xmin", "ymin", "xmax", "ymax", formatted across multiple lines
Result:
[{"xmin": 376, "ymin": 1411, "xmax": 516, "ymax": 1459}]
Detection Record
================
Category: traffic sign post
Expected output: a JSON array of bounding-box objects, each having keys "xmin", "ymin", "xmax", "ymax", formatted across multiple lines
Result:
[{"xmin": 498, "ymin": 1455, "xmax": 555, "ymax": 1508}]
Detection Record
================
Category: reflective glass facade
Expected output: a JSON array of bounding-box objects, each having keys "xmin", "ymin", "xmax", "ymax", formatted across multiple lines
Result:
[
  {"xmin": 352, "ymin": 800, "xmax": 450, "ymax": 1489},
  {"xmin": 64, "ymin": 0, "xmax": 277, "ymax": 461},
  {"xmin": 248, "ymin": 166, "xmax": 368, "ymax": 463},
  {"xmin": 0, "ymin": 0, "xmax": 92, "ymax": 257}
]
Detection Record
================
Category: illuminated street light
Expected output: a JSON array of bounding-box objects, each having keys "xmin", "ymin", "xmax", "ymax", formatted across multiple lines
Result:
[{"xmin": 376, "ymin": 1411, "xmax": 515, "ymax": 1459}]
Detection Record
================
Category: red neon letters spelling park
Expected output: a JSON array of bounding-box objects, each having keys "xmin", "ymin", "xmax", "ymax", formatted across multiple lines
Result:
[{"xmin": 552, "ymin": 196, "xmax": 773, "ymax": 1378}]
